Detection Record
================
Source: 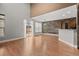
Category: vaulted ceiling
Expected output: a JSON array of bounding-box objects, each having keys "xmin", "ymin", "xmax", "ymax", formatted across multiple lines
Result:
[{"xmin": 31, "ymin": 3, "xmax": 76, "ymax": 17}]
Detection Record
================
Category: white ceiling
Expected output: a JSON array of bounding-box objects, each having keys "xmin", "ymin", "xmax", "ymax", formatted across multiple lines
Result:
[{"xmin": 32, "ymin": 5, "xmax": 77, "ymax": 22}]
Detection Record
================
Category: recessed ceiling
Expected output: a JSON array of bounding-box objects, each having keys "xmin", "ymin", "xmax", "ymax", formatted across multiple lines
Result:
[{"xmin": 31, "ymin": 3, "xmax": 76, "ymax": 17}]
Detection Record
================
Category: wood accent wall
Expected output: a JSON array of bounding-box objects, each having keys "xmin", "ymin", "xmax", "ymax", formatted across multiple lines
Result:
[{"xmin": 31, "ymin": 3, "xmax": 76, "ymax": 17}]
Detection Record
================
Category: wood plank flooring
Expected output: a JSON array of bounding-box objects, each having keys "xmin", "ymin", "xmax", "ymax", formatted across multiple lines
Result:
[{"xmin": 0, "ymin": 35, "xmax": 79, "ymax": 56}]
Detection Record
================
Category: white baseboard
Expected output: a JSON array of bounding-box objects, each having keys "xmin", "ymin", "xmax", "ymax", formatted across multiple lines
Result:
[
  {"xmin": 0, "ymin": 37, "xmax": 24, "ymax": 43},
  {"xmin": 59, "ymin": 38, "xmax": 77, "ymax": 48},
  {"xmin": 43, "ymin": 33, "xmax": 58, "ymax": 36},
  {"xmin": 34, "ymin": 33, "xmax": 43, "ymax": 35}
]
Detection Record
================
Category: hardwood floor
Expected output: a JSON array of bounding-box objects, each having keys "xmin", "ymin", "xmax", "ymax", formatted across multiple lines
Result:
[{"xmin": 0, "ymin": 35, "xmax": 79, "ymax": 56}]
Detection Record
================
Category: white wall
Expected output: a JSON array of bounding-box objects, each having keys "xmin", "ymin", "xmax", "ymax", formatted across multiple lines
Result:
[
  {"xmin": 34, "ymin": 22, "xmax": 42, "ymax": 34},
  {"xmin": 0, "ymin": 3, "xmax": 30, "ymax": 41},
  {"xmin": 59, "ymin": 29, "xmax": 77, "ymax": 48}
]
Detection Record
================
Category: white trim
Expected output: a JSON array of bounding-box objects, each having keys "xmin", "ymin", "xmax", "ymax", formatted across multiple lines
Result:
[
  {"xmin": 34, "ymin": 33, "xmax": 58, "ymax": 36},
  {"xmin": 59, "ymin": 38, "xmax": 77, "ymax": 48},
  {"xmin": 34, "ymin": 32, "xmax": 43, "ymax": 35},
  {"xmin": 0, "ymin": 37, "xmax": 24, "ymax": 43},
  {"xmin": 24, "ymin": 19, "xmax": 27, "ymax": 38},
  {"xmin": 43, "ymin": 33, "xmax": 58, "ymax": 36}
]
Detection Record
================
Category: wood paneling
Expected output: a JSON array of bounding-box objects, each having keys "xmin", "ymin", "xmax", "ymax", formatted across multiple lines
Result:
[{"xmin": 31, "ymin": 3, "xmax": 76, "ymax": 17}]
